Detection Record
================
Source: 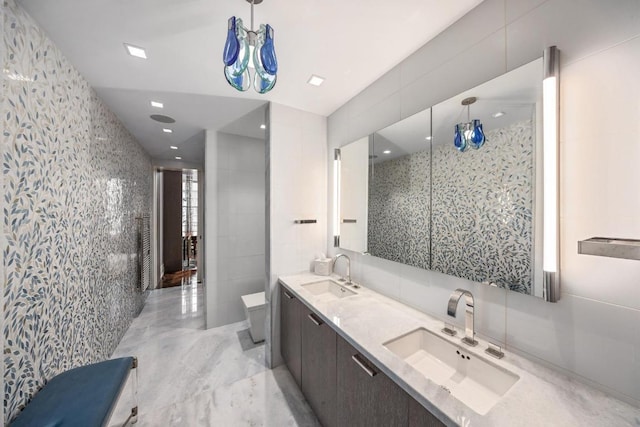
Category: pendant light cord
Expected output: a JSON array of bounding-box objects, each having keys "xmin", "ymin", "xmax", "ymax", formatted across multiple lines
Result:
[{"xmin": 250, "ymin": 0, "xmax": 255, "ymax": 31}]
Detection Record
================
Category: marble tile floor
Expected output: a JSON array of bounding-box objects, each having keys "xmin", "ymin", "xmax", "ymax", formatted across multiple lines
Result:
[{"xmin": 108, "ymin": 283, "xmax": 320, "ymax": 426}]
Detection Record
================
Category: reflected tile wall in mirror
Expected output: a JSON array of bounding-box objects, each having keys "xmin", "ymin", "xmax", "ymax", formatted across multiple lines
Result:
[
  {"xmin": 431, "ymin": 120, "xmax": 534, "ymax": 293},
  {"xmin": 368, "ymin": 149, "xmax": 431, "ymax": 269}
]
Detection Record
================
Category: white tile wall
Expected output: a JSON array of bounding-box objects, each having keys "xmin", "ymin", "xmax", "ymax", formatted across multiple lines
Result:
[
  {"xmin": 559, "ymin": 36, "xmax": 640, "ymax": 311},
  {"xmin": 505, "ymin": 0, "xmax": 546, "ymax": 24},
  {"xmin": 267, "ymin": 103, "xmax": 327, "ymax": 367},
  {"xmin": 204, "ymin": 130, "xmax": 220, "ymax": 328},
  {"xmin": 327, "ymin": 0, "xmax": 640, "ymax": 406},
  {"xmin": 399, "ymin": 0, "xmax": 505, "ymax": 87},
  {"xmin": 506, "ymin": 0, "xmax": 640, "ymax": 69},
  {"xmin": 205, "ymin": 131, "xmax": 266, "ymax": 328},
  {"xmin": 506, "ymin": 292, "xmax": 640, "ymax": 401},
  {"xmin": 400, "ymin": 29, "xmax": 507, "ymax": 120}
]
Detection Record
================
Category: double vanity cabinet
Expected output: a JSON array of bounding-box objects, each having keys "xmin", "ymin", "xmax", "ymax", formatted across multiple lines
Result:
[
  {"xmin": 280, "ymin": 285, "xmax": 444, "ymax": 427},
  {"xmin": 278, "ymin": 274, "xmax": 640, "ymax": 427}
]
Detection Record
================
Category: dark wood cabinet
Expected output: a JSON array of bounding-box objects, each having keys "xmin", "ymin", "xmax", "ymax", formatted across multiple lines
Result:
[
  {"xmin": 280, "ymin": 285, "xmax": 447, "ymax": 427},
  {"xmin": 280, "ymin": 285, "xmax": 302, "ymax": 387},
  {"xmin": 408, "ymin": 398, "xmax": 446, "ymax": 427},
  {"xmin": 336, "ymin": 335, "xmax": 409, "ymax": 427},
  {"xmin": 301, "ymin": 309, "xmax": 337, "ymax": 427}
]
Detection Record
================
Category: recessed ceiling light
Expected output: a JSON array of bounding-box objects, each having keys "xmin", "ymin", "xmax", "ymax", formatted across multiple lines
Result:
[
  {"xmin": 492, "ymin": 111, "xmax": 506, "ymax": 118},
  {"xmin": 260, "ymin": 124, "xmax": 266, "ymax": 129},
  {"xmin": 162, "ymin": 128, "xmax": 173, "ymax": 133},
  {"xmin": 124, "ymin": 43, "xmax": 147, "ymax": 59},
  {"xmin": 150, "ymin": 101, "xmax": 163, "ymax": 108},
  {"xmin": 307, "ymin": 75, "xmax": 325, "ymax": 86},
  {"xmin": 425, "ymin": 136, "xmax": 432, "ymax": 140},
  {"xmin": 175, "ymin": 156, "xmax": 182, "ymax": 160},
  {"xmin": 170, "ymin": 146, "xmax": 178, "ymax": 150},
  {"xmin": 383, "ymin": 150, "xmax": 391, "ymax": 154}
]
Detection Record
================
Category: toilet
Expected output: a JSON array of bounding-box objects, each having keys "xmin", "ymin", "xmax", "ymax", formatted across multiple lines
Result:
[{"xmin": 241, "ymin": 291, "xmax": 266, "ymax": 343}]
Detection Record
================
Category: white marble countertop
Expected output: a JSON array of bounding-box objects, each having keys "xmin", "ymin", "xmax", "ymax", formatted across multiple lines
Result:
[{"xmin": 279, "ymin": 273, "xmax": 640, "ymax": 427}]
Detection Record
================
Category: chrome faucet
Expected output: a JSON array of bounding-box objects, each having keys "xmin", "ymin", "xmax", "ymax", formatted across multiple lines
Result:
[
  {"xmin": 447, "ymin": 289, "xmax": 477, "ymax": 347},
  {"xmin": 333, "ymin": 254, "xmax": 352, "ymax": 285}
]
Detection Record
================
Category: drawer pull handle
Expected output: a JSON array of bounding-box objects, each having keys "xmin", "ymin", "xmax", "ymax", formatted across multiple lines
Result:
[
  {"xmin": 307, "ymin": 313, "xmax": 323, "ymax": 326},
  {"xmin": 283, "ymin": 290, "xmax": 294, "ymax": 300},
  {"xmin": 352, "ymin": 354, "xmax": 377, "ymax": 377}
]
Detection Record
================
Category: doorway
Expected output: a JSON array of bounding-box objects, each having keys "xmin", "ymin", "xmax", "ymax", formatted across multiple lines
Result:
[
  {"xmin": 155, "ymin": 168, "xmax": 201, "ymax": 289},
  {"xmin": 180, "ymin": 169, "xmax": 198, "ymax": 272}
]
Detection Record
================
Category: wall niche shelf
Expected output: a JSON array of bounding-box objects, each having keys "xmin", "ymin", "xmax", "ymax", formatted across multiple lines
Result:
[{"xmin": 578, "ymin": 237, "xmax": 640, "ymax": 261}]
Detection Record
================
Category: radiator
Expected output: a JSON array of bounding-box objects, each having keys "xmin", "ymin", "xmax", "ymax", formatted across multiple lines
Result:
[{"xmin": 136, "ymin": 215, "xmax": 151, "ymax": 291}]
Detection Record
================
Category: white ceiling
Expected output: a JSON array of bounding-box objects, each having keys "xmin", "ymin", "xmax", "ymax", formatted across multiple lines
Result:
[{"xmin": 18, "ymin": 0, "xmax": 484, "ymax": 164}]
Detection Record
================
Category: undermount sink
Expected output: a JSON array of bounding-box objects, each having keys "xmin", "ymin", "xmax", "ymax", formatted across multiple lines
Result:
[
  {"xmin": 301, "ymin": 280, "xmax": 357, "ymax": 300},
  {"xmin": 383, "ymin": 328, "xmax": 519, "ymax": 415}
]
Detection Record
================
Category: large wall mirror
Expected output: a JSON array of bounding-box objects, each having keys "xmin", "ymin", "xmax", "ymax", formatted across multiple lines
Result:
[
  {"xmin": 337, "ymin": 56, "xmax": 560, "ymax": 300},
  {"xmin": 368, "ymin": 109, "xmax": 432, "ymax": 270}
]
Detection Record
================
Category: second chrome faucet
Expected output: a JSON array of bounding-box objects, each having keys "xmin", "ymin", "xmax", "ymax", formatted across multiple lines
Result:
[{"xmin": 447, "ymin": 288, "xmax": 478, "ymax": 347}]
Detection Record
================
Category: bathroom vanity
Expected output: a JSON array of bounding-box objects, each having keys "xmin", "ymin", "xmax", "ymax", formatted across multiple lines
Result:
[
  {"xmin": 280, "ymin": 283, "xmax": 441, "ymax": 427},
  {"xmin": 279, "ymin": 273, "xmax": 638, "ymax": 427}
]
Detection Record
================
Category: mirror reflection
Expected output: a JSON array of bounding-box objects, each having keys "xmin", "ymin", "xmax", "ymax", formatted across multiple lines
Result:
[
  {"xmin": 368, "ymin": 109, "xmax": 431, "ymax": 270},
  {"xmin": 338, "ymin": 58, "xmax": 544, "ymax": 297},
  {"xmin": 431, "ymin": 58, "xmax": 541, "ymax": 294},
  {"xmin": 339, "ymin": 136, "xmax": 369, "ymax": 253}
]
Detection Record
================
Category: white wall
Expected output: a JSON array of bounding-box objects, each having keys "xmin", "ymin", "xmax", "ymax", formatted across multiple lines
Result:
[
  {"xmin": 205, "ymin": 131, "xmax": 266, "ymax": 328},
  {"xmin": 327, "ymin": 0, "xmax": 640, "ymax": 406},
  {"xmin": 204, "ymin": 130, "xmax": 218, "ymax": 328},
  {"xmin": 267, "ymin": 103, "xmax": 327, "ymax": 367}
]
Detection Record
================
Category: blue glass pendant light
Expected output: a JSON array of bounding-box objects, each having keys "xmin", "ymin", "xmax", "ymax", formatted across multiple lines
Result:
[
  {"xmin": 470, "ymin": 119, "xmax": 485, "ymax": 149},
  {"xmin": 455, "ymin": 97, "xmax": 485, "ymax": 152},
  {"xmin": 223, "ymin": 17, "xmax": 240, "ymax": 66},
  {"xmin": 224, "ymin": 17, "xmax": 251, "ymax": 91},
  {"xmin": 454, "ymin": 123, "xmax": 467, "ymax": 152},
  {"xmin": 223, "ymin": 0, "xmax": 278, "ymax": 94}
]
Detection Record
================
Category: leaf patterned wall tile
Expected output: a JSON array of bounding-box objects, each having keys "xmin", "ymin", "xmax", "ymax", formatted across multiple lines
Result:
[
  {"xmin": 2, "ymin": 0, "xmax": 151, "ymax": 422},
  {"xmin": 367, "ymin": 120, "xmax": 533, "ymax": 293},
  {"xmin": 432, "ymin": 120, "xmax": 534, "ymax": 292},
  {"xmin": 368, "ymin": 149, "xmax": 431, "ymax": 270}
]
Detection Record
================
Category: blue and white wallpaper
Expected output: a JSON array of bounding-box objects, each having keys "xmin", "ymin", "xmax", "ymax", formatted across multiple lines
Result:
[
  {"xmin": 2, "ymin": 0, "xmax": 151, "ymax": 421},
  {"xmin": 367, "ymin": 120, "xmax": 533, "ymax": 293}
]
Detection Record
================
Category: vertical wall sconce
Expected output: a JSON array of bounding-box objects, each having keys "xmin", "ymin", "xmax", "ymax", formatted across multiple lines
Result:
[
  {"xmin": 543, "ymin": 46, "xmax": 560, "ymax": 302},
  {"xmin": 333, "ymin": 148, "xmax": 341, "ymax": 247}
]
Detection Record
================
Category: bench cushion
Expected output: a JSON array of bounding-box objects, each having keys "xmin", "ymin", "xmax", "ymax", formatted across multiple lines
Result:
[{"xmin": 10, "ymin": 356, "xmax": 134, "ymax": 427}]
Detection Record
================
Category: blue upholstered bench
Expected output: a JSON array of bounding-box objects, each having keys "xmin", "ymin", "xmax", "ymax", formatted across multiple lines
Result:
[{"xmin": 10, "ymin": 356, "xmax": 138, "ymax": 427}]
